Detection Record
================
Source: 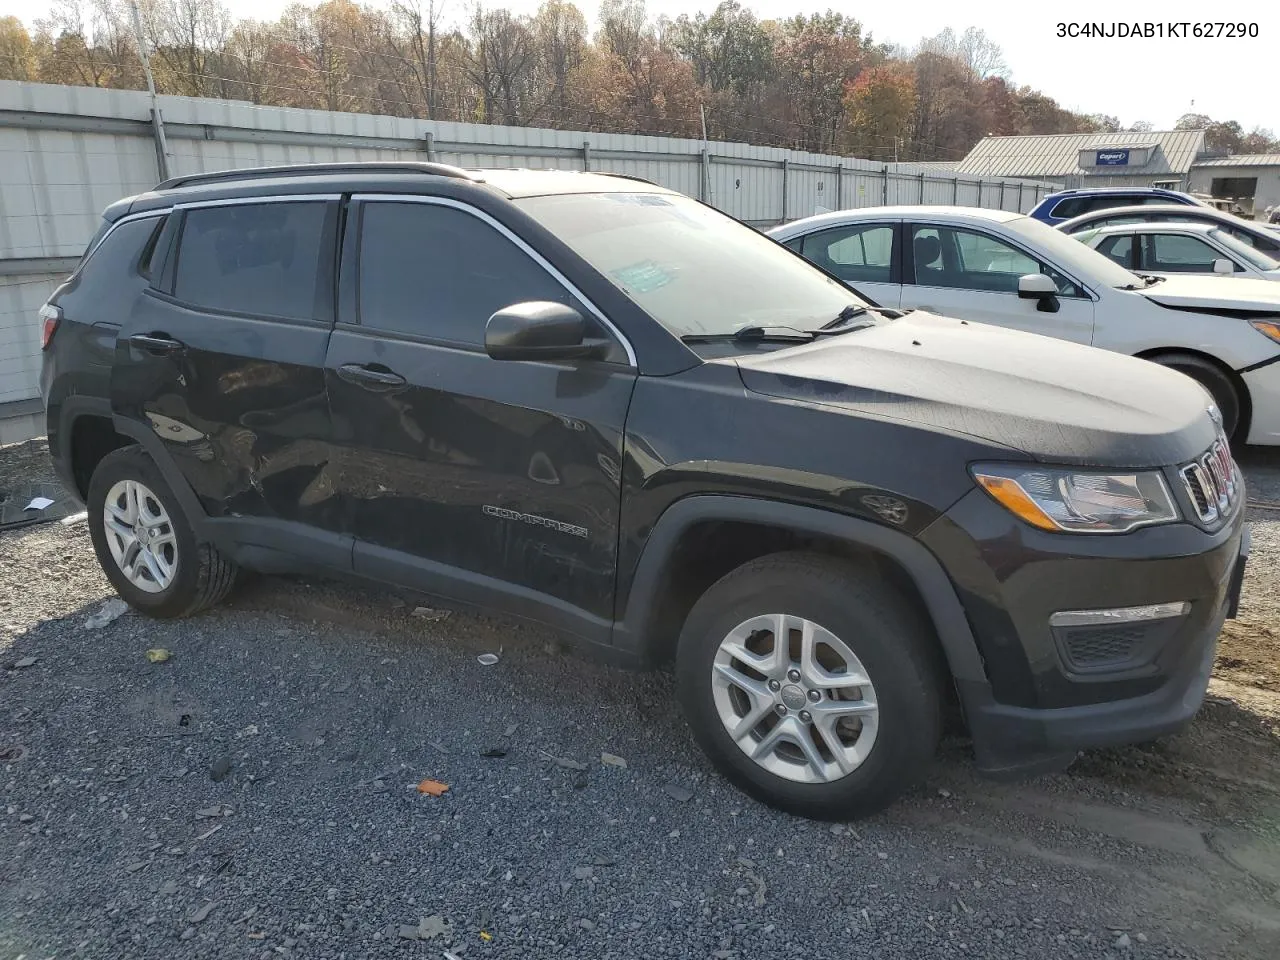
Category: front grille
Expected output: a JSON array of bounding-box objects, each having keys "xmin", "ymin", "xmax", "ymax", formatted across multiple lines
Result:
[{"xmin": 1179, "ymin": 437, "xmax": 1238, "ymax": 523}]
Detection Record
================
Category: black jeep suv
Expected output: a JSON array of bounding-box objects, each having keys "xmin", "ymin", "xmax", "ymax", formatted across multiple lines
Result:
[{"xmin": 41, "ymin": 163, "xmax": 1248, "ymax": 819}]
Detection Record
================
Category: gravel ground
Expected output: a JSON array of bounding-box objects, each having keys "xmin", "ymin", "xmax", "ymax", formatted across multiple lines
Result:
[{"xmin": 3, "ymin": 438, "xmax": 1280, "ymax": 960}]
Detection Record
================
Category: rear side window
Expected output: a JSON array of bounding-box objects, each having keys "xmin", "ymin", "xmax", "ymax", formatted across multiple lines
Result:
[
  {"xmin": 1048, "ymin": 197, "xmax": 1087, "ymax": 220},
  {"xmin": 356, "ymin": 201, "xmax": 576, "ymax": 345},
  {"xmin": 799, "ymin": 223, "xmax": 895, "ymax": 284},
  {"xmin": 173, "ymin": 201, "xmax": 330, "ymax": 322},
  {"xmin": 1087, "ymin": 195, "xmax": 1148, "ymax": 214},
  {"xmin": 1095, "ymin": 234, "xmax": 1135, "ymax": 269}
]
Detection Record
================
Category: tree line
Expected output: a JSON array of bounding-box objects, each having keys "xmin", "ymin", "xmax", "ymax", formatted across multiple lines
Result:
[{"xmin": 1, "ymin": 0, "xmax": 1276, "ymax": 162}]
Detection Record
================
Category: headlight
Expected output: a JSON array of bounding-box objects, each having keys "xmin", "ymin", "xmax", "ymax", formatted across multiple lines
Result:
[
  {"xmin": 971, "ymin": 464, "xmax": 1179, "ymax": 533},
  {"xmin": 1249, "ymin": 319, "xmax": 1280, "ymax": 345}
]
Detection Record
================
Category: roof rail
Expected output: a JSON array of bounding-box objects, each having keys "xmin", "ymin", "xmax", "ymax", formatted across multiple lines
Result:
[{"xmin": 155, "ymin": 161, "xmax": 480, "ymax": 191}]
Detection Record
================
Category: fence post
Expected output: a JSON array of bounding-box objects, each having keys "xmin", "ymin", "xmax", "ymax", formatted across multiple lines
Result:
[
  {"xmin": 881, "ymin": 165, "xmax": 888, "ymax": 204},
  {"xmin": 999, "ymin": 180, "xmax": 1006, "ymax": 210},
  {"xmin": 781, "ymin": 158, "xmax": 789, "ymax": 222},
  {"xmin": 148, "ymin": 109, "xmax": 170, "ymax": 182},
  {"xmin": 953, "ymin": 177, "xmax": 959, "ymax": 203},
  {"xmin": 834, "ymin": 164, "xmax": 842, "ymax": 210},
  {"xmin": 701, "ymin": 147, "xmax": 710, "ymax": 202},
  {"xmin": 583, "ymin": 140, "xmax": 592, "ymax": 172},
  {"xmin": 424, "ymin": 131, "xmax": 436, "ymax": 162},
  {"xmin": 919, "ymin": 171, "xmax": 926, "ymax": 204},
  {"xmin": 1018, "ymin": 182, "xmax": 1024, "ymax": 212}
]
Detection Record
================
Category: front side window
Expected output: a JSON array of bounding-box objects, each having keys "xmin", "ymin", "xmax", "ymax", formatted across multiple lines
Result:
[
  {"xmin": 1229, "ymin": 227, "xmax": 1280, "ymax": 254},
  {"xmin": 800, "ymin": 223, "xmax": 895, "ymax": 284},
  {"xmin": 173, "ymin": 201, "xmax": 329, "ymax": 321},
  {"xmin": 356, "ymin": 201, "xmax": 588, "ymax": 346},
  {"xmin": 1143, "ymin": 233, "xmax": 1229, "ymax": 272},
  {"xmin": 910, "ymin": 224, "xmax": 1081, "ymax": 296},
  {"xmin": 1207, "ymin": 228, "xmax": 1280, "ymax": 270},
  {"xmin": 515, "ymin": 192, "xmax": 868, "ymax": 338}
]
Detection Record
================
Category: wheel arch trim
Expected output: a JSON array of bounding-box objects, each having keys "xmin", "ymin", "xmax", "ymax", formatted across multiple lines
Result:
[
  {"xmin": 615, "ymin": 495, "xmax": 987, "ymax": 682},
  {"xmin": 110, "ymin": 414, "xmax": 209, "ymax": 534}
]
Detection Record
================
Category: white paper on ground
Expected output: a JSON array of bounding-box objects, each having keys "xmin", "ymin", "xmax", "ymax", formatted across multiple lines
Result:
[{"xmin": 24, "ymin": 496, "xmax": 55, "ymax": 511}]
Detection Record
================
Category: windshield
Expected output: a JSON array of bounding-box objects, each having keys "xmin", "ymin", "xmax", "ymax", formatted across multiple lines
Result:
[
  {"xmin": 514, "ymin": 192, "xmax": 870, "ymax": 338},
  {"xmin": 1004, "ymin": 214, "xmax": 1148, "ymax": 289},
  {"xmin": 1208, "ymin": 228, "xmax": 1280, "ymax": 271}
]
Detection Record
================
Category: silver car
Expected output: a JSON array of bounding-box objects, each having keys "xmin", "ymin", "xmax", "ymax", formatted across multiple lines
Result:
[
  {"xmin": 1056, "ymin": 203, "xmax": 1280, "ymax": 257},
  {"xmin": 1074, "ymin": 221, "xmax": 1280, "ymax": 281}
]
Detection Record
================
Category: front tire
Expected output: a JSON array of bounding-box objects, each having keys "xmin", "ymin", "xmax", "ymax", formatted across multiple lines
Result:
[
  {"xmin": 675, "ymin": 552, "xmax": 942, "ymax": 820},
  {"xmin": 1149, "ymin": 352, "xmax": 1244, "ymax": 442},
  {"xmin": 87, "ymin": 446, "xmax": 237, "ymax": 618}
]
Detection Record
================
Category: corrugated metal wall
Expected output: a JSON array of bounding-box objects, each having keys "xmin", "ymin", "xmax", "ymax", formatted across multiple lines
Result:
[{"xmin": 0, "ymin": 80, "xmax": 1059, "ymax": 430}]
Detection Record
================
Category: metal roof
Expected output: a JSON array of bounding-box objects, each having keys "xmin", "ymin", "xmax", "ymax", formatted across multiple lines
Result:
[
  {"xmin": 956, "ymin": 130, "xmax": 1207, "ymax": 178},
  {"xmin": 1192, "ymin": 154, "xmax": 1280, "ymax": 168}
]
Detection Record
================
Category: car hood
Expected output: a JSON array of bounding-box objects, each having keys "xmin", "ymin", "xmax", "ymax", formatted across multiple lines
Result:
[
  {"xmin": 733, "ymin": 312, "xmax": 1217, "ymax": 468},
  {"xmin": 1139, "ymin": 274, "xmax": 1280, "ymax": 312}
]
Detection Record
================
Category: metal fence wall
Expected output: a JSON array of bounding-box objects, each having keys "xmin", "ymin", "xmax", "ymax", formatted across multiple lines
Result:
[{"xmin": 0, "ymin": 80, "xmax": 1059, "ymax": 428}]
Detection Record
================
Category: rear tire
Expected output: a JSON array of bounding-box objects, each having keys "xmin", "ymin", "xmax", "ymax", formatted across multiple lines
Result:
[
  {"xmin": 675, "ymin": 551, "xmax": 943, "ymax": 820},
  {"xmin": 87, "ymin": 446, "xmax": 237, "ymax": 618},
  {"xmin": 1148, "ymin": 352, "xmax": 1243, "ymax": 442}
]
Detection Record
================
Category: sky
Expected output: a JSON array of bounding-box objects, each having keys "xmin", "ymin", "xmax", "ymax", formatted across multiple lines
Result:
[{"xmin": 2, "ymin": 0, "xmax": 1274, "ymax": 135}]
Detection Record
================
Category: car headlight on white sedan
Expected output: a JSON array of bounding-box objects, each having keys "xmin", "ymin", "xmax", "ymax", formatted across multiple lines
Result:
[{"xmin": 971, "ymin": 464, "xmax": 1179, "ymax": 533}]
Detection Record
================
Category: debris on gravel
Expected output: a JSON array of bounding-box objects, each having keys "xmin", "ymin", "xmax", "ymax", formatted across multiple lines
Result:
[{"xmin": 82, "ymin": 597, "xmax": 129, "ymax": 629}]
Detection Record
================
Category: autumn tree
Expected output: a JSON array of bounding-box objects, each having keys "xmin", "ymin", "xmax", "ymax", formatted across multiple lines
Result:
[
  {"xmin": 530, "ymin": 1, "xmax": 588, "ymax": 126},
  {"xmin": 34, "ymin": 0, "xmax": 138, "ymax": 89},
  {"xmin": 0, "ymin": 16, "xmax": 35, "ymax": 81},
  {"xmin": 464, "ymin": 4, "xmax": 537, "ymax": 124},
  {"xmin": 388, "ymin": 0, "xmax": 446, "ymax": 118},
  {"xmin": 843, "ymin": 62, "xmax": 915, "ymax": 160},
  {"xmin": 591, "ymin": 0, "xmax": 699, "ymax": 136},
  {"xmin": 9, "ymin": 0, "xmax": 1172, "ymax": 160},
  {"xmin": 773, "ymin": 11, "xmax": 866, "ymax": 152}
]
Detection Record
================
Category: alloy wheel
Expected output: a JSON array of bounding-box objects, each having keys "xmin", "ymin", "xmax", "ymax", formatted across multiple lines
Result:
[
  {"xmin": 102, "ymin": 479, "xmax": 178, "ymax": 594},
  {"xmin": 711, "ymin": 613, "xmax": 879, "ymax": 783}
]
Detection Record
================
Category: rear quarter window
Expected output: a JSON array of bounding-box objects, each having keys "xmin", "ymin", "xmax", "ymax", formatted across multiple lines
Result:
[{"xmin": 55, "ymin": 216, "xmax": 169, "ymax": 323}]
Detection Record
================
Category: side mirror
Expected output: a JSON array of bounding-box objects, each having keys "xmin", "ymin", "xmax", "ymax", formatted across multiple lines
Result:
[
  {"xmin": 1017, "ymin": 273, "xmax": 1060, "ymax": 313},
  {"xmin": 485, "ymin": 301, "xmax": 608, "ymax": 362},
  {"xmin": 1212, "ymin": 258, "xmax": 1235, "ymax": 274}
]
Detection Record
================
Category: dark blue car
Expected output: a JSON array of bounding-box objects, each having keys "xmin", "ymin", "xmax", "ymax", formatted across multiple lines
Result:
[{"xmin": 1029, "ymin": 187, "xmax": 1206, "ymax": 225}]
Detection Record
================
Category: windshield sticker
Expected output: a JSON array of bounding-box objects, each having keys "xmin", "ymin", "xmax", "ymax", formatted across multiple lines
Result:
[{"xmin": 610, "ymin": 260, "xmax": 673, "ymax": 294}]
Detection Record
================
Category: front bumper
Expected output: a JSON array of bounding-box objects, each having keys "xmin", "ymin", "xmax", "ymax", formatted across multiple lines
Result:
[
  {"xmin": 1242, "ymin": 359, "xmax": 1280, "ymax": 446},
  {"xmin": 959, "ymin": 536, "xmax": 1240, "ymax": 776},
  {"xmin": 923, "ymin": 486, "xmax": 1248, "ymax": 778}
]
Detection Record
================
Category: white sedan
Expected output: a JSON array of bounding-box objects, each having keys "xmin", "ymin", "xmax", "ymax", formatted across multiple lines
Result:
[
  {"xmin": 1074, "ymin": 221, "xmax": 1280, "ymax": 282},
  {"xmin": 768, "ymin": 206, "xmax": 1280, "ymax": 445}
]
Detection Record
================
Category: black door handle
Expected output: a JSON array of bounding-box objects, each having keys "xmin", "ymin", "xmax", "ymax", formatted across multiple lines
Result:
[
  {"xmin": 337, "ymin": 363, "xmax": 407, "ymax": 389},
  {"xmin": 129, "ymin": 333, "xmax": 184, "ymax": 354}
]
